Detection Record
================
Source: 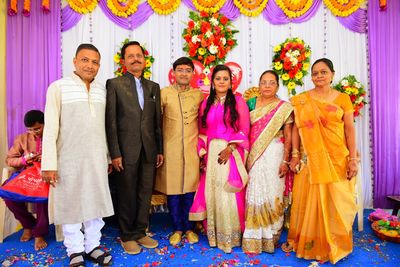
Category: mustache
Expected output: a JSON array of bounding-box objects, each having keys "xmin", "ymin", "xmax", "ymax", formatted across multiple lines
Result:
[{"xmin": 131, "ymin": 61, "xmax": 142, "ymax": 65}]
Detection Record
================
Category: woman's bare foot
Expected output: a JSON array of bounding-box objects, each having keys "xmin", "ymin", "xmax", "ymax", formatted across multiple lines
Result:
[
  {"xmin": 34, "ymin": 237, "xmax": 47, "ymax": 251},
  {"xmin": 20, "ymin": 229, "xmax": 32, "ymax": 242},
  {"xmin": 281, "ymin": 242, "xmax": 293, "ymax": 253}
]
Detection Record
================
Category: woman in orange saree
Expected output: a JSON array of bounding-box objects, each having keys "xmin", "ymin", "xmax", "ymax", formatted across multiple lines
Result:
[{"xmin": 282, "ymin": 58, "xmax": 358, "ymax": 264}]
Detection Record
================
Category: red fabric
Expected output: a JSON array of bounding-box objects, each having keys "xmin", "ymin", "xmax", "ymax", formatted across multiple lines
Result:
[{"xmin": 0, "ymin": 162, "xmax": 49, "ymax": 202}]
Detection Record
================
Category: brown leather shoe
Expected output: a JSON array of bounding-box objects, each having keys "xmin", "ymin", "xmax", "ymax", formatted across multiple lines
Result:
[
  {"xmin": 121, "ymin": 240, "xmax": 141, "ymax": 254},
  {"xmin": 137, "ymin": 236, "xmax": 158, "ymax": 248}
]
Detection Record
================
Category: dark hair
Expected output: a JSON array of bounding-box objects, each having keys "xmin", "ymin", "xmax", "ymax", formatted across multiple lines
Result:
[
  {"xmin": 312, "ymin": 58, "xmax": 335, "ymax": 72},
  {"xmin": 259, "ymin": 70, "xmax": 279, "ymax": 84},
  {"xmin": 121, "ymin": 41, "xmax": 145, "ymax": 59},
  {"xmin": 173, "ymin": 57, "xmax": 194, "ymax": 71},
  {"xmin": 201, "ymin": 65, "xmax": 239, "ymax": 131},
  {"xmin": 24, "ymin": 110, "xmax": 44, "ymax": 127},
  {"xmin": 75, "ymin": 43, "xmax": 101, "ymax": 58}
]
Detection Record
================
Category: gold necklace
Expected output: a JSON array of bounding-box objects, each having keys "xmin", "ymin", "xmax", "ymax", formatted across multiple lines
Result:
[{"xmin": 214, "ymin": 94, "xmax": 227, "ymax": 104}]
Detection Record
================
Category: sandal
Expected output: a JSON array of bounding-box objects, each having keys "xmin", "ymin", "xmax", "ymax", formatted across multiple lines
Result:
[
  {"xmin": 281, "ymin": 242, "xmax": 293, "ymax": 253},
  {"xmin": 86, "ymin": 246, "xmax": 113, "ymax": 266},
  {"xmin": 69, "ymin": 252, "xmax": 85, "ymax": 267}
]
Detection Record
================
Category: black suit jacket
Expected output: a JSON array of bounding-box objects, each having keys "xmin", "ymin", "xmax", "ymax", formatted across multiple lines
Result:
[{"xmin": 106, "ymin": 72, "xmax": 163, "ymax": 164}]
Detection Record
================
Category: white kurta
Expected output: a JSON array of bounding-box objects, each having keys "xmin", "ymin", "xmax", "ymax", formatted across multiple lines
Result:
[{"xmin": 42, "ymin": 74, "xmax": 114, "ymax": 225}]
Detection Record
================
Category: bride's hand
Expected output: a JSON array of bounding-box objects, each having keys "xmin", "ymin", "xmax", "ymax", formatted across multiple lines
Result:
[{"xmin": 218, "ymin": 147, "xmax": 233, "ymax": 165}]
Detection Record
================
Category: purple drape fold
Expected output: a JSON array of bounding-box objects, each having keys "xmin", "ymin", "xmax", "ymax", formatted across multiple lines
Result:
[
  {"xmin": 98, "ymin": 0, "xmax": 154, "ymax": 30},
  {"xmin": 368, "ymin": 0, "xmax": 400, "ymax": 208},
  {"xmin": 220, "ymin": 1, "xmax": 240, "ymax": 20},
  {"xmin": 6, "ymin": 0, "xmax": 61, "ymax": 147},
  {"xmin": 338, "ymin": 8, "xmax": 367, "ymax": 33},
  {"xmin": 61, "ymin": 5, "xmax": 82, "ymax": 32},
  {"xmin": 263, "ymin": 0, "xmax": 321, "ymax": 24},
  {"xmin": 182, "ymin": 0, "xmax": 196, "ymax": 10}
]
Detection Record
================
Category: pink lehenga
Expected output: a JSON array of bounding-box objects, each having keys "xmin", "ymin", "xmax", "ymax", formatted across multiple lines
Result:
[
  {"xmin": 242, "ymin": 99, "xmax": 293, "ymax": 254},
  {"xmin": 189, "ymin": 95, "xmax": 250, "ymax": 253}
]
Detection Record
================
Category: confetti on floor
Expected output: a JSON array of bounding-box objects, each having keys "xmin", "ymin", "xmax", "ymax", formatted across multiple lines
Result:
[{"xmin": 0, "ymin": 210, "xmax": 399, "ymax": 266}]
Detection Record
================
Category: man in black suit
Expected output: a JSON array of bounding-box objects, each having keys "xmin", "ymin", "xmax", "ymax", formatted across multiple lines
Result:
[{"xmin": 105, "ymin": 41, "xmax": 163, "ymax": 255}]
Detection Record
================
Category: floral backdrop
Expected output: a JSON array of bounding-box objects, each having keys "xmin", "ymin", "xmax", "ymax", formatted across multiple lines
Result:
[{"xmin": 6, "ymin": 0, "xmax": 366, "ymax": 33}]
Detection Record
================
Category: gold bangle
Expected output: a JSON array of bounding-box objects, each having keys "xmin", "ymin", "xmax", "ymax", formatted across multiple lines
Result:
[
  {"xmin": 292, "ymin": 148, "xmax": 299, "ymax": 153},
  {"xmin": 282, "ymin": 160, "xmax": 290, "ymax": 165},
  {"xmin": 349, "ymin": 157, "xmax": 359, "ymax": 162},
  {"xmin": 291, "ymin": 154, "xmax": 299, "ymax": 158}
]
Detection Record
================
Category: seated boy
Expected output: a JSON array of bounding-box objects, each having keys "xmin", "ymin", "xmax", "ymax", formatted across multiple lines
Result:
[{"xmin": 4, "ymin": 110, "xmax": 49, "ymax": 250}]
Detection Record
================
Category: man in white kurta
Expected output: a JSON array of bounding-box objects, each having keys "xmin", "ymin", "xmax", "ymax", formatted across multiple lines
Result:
[{"xmin": 41, "ymin": 44, "xmax": 114, "ymax": 266}]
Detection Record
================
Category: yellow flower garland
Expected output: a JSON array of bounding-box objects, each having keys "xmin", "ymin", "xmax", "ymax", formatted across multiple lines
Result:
[
  {"xmin": 233, "ymin": 0, "xmax": 268, "ymax": 17},
  {"xmin": 323, "ymin": 0, "xmax": 364, "ymax": 17},
  {"xmin": 23, "ymin": 0, "xmax": 30, "ymax": 13},
  {"xmin": 67, "ymin": 0, "xmax": 98, "ymax": 14},
  {"xmin": 107, "ymin": 0, "xmax": 140, "ymax": 17},
  {"xmin": 42, "ymin": 0, "xmax": 50, "ymax": 12},
  {"xmin": 275, "ymin": 0, "xmax": 313, "ymax": 18},
  {"xmin": 148, "ymin": 0, "xmax": 181, "ymax": 15},
  {"xmin": 192, "ymin": 0, "xmax": 227, "ymax": 13}
]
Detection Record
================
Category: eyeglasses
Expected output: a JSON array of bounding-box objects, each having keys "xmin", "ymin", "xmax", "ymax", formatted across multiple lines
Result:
[
  {"xmin": 26, "ymin": 127, "xmax": 42, "ymax": 133},
  {"xmin": 259, "ymin": 80, "xmax": 278, "ymax": 86},
  {"xmin": 175, "ymin": 69, "xmax": 193, "ymax": 74},
  {"xmin": 311, "ymin": 70, "xmax": 329, "ymax": 77}
]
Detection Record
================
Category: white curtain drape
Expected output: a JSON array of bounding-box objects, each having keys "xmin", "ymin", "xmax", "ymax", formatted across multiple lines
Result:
[{"xmin": 62, "ymin": 4, "xmax": 373, "ymax": 207}]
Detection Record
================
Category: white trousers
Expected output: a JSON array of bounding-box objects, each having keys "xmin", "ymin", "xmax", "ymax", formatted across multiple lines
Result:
[{"xmin": 62, "ymin": 218, "xmax": 105, "ymax": 256}]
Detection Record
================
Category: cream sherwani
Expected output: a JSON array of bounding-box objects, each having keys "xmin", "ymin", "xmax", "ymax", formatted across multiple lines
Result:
[
  {"xmin": 41, "ymin": 73, "xmax": 114, "ymax": 225},
  {"xmin": 155, "ymin": 85, "xmax": 203, "ymax": 195}
]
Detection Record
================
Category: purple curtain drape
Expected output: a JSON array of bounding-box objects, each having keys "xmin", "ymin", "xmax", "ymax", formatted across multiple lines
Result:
[
  {"xmin": 6, "ymin": 0, "xmax": 61, "ymax": 147},
  {"xmin": 369, "ymin": 0, "xmax": 400, "ymax": 208},
  {"xmin": 61, "ymin": 5, "xmax": 82, "ymax": 32}
]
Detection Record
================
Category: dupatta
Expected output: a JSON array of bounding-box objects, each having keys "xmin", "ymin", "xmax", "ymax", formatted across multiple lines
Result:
[{"xmin": 246, "ymin": 100, "xmax": 293, "ymax": 171}]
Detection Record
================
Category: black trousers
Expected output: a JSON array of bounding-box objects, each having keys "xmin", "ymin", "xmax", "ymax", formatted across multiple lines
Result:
[{"xmin": 115, "ymin": 150, "xmax": 155, "ymax": 242}]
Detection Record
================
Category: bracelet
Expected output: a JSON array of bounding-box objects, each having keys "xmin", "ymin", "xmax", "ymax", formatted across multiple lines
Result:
[
  {"xmin": 348, "ymin": 157, "xmax": 359, "ymax": 162},
  {"xmin": 292, "ymin": 148, "xmax": 299, "ymax": 153},
  {"xmin": 282, "ymin": 160, "xmax": 290, "ymax": 165},
  {"xmin": 291, "ymin": 154, "xmax": 299, "ymax": 158},
  {"xmin": 228, "ymin": 144, "xmax": 236, "ymax": 151}
]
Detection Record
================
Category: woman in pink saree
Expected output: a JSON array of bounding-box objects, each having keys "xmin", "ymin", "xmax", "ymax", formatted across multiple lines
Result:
[
  {"xmin": 242, "ymin": 70, "xmax": 293, "ymax": 254},
  {"xmin": 189, "ymin": 65, "xmax": 250, "ymax": 253}
]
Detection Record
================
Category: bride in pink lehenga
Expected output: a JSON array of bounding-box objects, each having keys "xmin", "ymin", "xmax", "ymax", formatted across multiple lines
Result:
[{"xmin": 189, "ymin": 65, "xmax": 250, "ymax": 253}]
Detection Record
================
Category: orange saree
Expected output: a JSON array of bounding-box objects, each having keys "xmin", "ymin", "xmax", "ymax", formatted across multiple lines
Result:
[{"xmin": 287, "ymin": 92, "xmax": 357, "ymax": 264}]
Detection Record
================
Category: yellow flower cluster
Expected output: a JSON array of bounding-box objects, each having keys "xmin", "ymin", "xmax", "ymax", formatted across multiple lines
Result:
[
  {"xmin": 107, "ymin": 0, "xmax": 140, "ymax": 17},
  {"xmin": 233, "ymin": 0, "xmax": 269, "ymax": 17},
  {"xmin": 275, "ymin": 0, "xmax": 313, "ymax": 18},
  {"xmin": 67, "ymin": 0, "xmax": 98, "ymax": 14},
  {"xmin": 148, "ymin": 0, "xmax": 181, "ymax": 15},
  {"xmin": 345, "ymin": 86, "xmax": 359, "ymax": 95},
  {"xmin": 192, "ymin": 0, "xmax": 227, "ymax": 13},
  {"xmin": 323, "ymin": 0, "xmax": 364, "ymax": 17}
]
